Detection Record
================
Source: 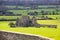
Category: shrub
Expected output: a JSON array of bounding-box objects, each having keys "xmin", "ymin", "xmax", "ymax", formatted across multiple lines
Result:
[{"xmin": 9, "ymin": 22, "xmax": 16, "ymax": 28}]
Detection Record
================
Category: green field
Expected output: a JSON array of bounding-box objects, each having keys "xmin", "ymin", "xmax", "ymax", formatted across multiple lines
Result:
[
  {"xmin": 0, "ymin": 5, "xmax": 60, "ymax": 40},
  {"xmin": 0, "ymin": 16, "xmax": 20, "ymax": 19},
  {"xmin": 8, "ymin": 9, "xmax": 56, "ymax": 15},
  {"xmin": 0, "ymin": 15, "xmax": 60, "ymax": 20},
  {"xmin": 0, "ymin": 20, "xmax": 60, "ymax": 40}
]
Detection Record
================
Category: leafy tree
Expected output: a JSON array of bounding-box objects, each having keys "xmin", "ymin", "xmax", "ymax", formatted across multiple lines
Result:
[{"xmin": 41, "ymin": 10, "xmax": 45, "ymax": 15}]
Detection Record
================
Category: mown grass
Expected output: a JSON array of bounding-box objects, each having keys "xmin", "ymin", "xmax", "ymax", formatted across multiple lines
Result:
[{"xmin": 0, "ymin": 20, "xmax": 60, "ymax": 40}]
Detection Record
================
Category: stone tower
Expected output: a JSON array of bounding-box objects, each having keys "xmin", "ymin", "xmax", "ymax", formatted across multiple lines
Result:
[
  {"xmin": 16, "ymin": 16, "xmax": 40, "ymax": 27},
  {"xmin": 16, "ymin": 16, "xmax": 31, "ymax": 27}
]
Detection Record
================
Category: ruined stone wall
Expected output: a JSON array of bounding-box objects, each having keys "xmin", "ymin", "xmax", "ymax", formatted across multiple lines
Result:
[{"xmin": 0, "ymin": 31, "xmax": 54, "ymax": 40}]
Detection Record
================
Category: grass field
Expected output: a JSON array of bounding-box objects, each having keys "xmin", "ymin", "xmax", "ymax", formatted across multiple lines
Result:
[
  {"xmin": 0, "ymin": 5, "xmax": 60, "ymax": 40},
  {"xmin": 38, "ymin": 15, "xmax": 60, "ymax": 19},
  {"xmin": 0, "ymin": 20, "xmax": 60, "ymax": 40},
  {"xmin": 0, "ymin": 15, "xmax": 60, "ymax": 20},
  {"xmin": 8, "ymin": 9, "xmax": 56, "ymax": 14},
  {"xmin": 0, "ymin": 16, "xmax": 20, "ymax": 19},
  {"xmin": 6, "ymin": 5, "xmax": 60, "ymax": 15}
]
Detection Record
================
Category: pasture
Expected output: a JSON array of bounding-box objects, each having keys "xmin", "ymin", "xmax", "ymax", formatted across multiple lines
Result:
[{"xmin": 0, "ymin": 20, "xmax": 60, "ymax": 40}]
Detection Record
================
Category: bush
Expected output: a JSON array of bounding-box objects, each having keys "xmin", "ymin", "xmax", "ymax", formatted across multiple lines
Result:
[{"xmin": 9, "ymin": 22, "xmax": 16, "ymax": 28}]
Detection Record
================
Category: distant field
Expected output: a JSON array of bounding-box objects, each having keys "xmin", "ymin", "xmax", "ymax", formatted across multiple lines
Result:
[
  {"xmin": 0, "ymin": 15, "xmax": 60, "ymax": 19},
  {"xmin": 8, "ymin": 9, "xmax": 56, "ymax": 14},
  {"xmin": 7, "ymin": 9, "xmax": 60, "ymax": 16},
  {"xmin": 8, "ymin": 9, "xmax": 42, "ymax": 15},
  {"xmin": 6, "ymin": 5, "xmax": 60, "ymax": 9},
  {"xmin": 0, "ymin": 16, "xmax": 20, "ymax": 19},
  {"xmin": 0, "ymin": 20, "xmax": 60, "ymax": 40},
  {"xmin": 38, "ymin": 15, "xmax": 60, "ymax": 19},
  {"xmin": 6, "ymin": 5, "xmax": 60, "ymax": 16}
]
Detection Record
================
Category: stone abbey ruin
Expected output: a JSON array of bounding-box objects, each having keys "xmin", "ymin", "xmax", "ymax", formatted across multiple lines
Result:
[
  {"xmin": 16, "ymin": 16, "xmax": 40, "ymax": 27},
  {"xmin": 9, "ymin": 16, "xmax": 57, "ymax": 28}
]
